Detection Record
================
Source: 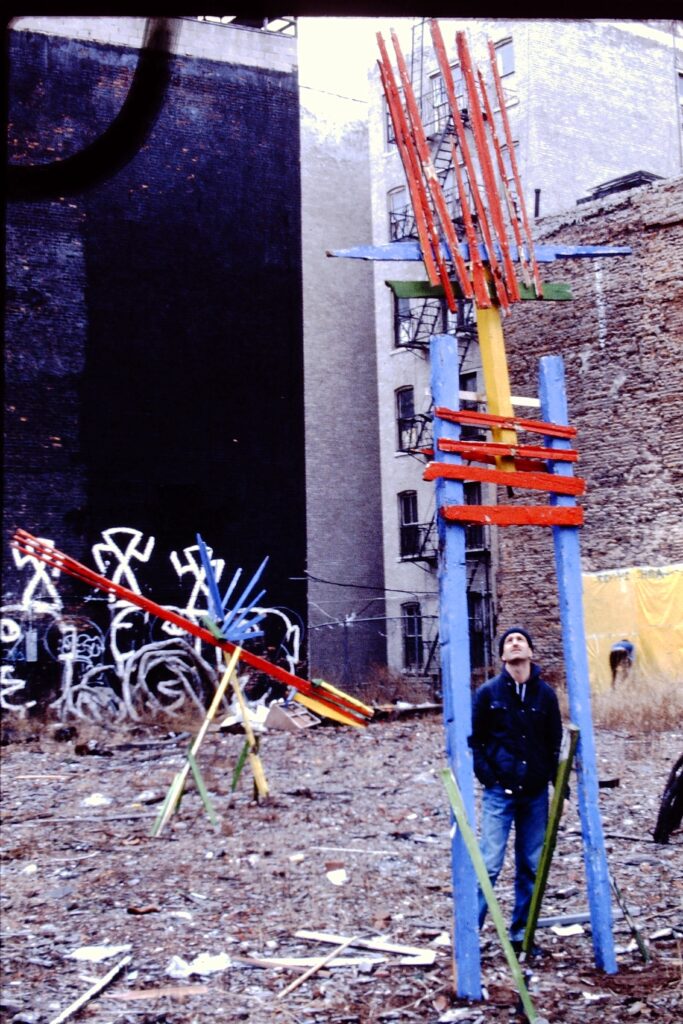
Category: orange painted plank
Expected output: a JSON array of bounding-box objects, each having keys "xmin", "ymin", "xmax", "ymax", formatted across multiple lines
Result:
[
  {"xmin": 440, "ymin": 505, "xmax": 583, "ymax": 527},
  {"xmin": 424, "ymin": 462, "xmax": 585, "ymax": 496},
  {"xmin": 437, "ymin": 438, "xmax": 579, "ymax": 463},
  {"xmin": 434, "ymin": 406, "xmax": 576, "ymax": 439}
]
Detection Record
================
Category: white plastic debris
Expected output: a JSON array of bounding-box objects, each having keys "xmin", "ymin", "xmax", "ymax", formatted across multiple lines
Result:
[
  {"xmin": 431, "ymin": 931, "xmax": 451, "ymax": 947},
  {"xmin": 81, "ymin": 793, "xmax": 112, "ymax": 807},
  {"xmin": 68, "ymin": 944, "xmax": 131, "ymax": 963},
  {"xmin": 551, "ymin": 923, "xmax": 585, "ymax": 936},
  {"xmin": 21, "ymin": 863, "xmax": 38, "ymax": 875},
  {"xmin": 166, "ymin": 952, "xmax": 232, "ymax": 978},
  {"xmin": 289, "ymin": 852, "xmax": 305, "ymax": 863},
  {"xmin": 325, "ymin": 868, "xmax": 348, "ymax": 886}
]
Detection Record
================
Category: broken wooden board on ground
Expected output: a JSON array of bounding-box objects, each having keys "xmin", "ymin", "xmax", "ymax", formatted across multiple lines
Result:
[
  {"xmin": 295, "ymin": 929, "xmax": 436, "ymax": 965},
  {"xmin": 105, "ymin": 985, "xmax": 210, "ymax": 1002}
]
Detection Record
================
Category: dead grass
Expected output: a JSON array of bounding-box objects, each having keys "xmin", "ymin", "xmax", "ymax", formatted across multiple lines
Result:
[{"xmin": 560, "ymin": 675, "xmax": 683, "ymax": 733}]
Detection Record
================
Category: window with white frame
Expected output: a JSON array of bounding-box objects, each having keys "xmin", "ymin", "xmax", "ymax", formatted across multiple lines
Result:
[
  {"xmin": 401, "ymin": 601, "xmax": 424, "ymax": 670},
  {"xmin": 398, "ymin": 490, "xmax": 420, "ymax": 558},
  {"xmin": 396, "ymin": 386, "xmax": 416, "ymax": 451},
  {"xmin": 495, "ymin": 38, "xmax": 514, "ymax": 78},
  {"xmin": 388, "ymin": 185, "xmax": 414, "ymax": 240}
]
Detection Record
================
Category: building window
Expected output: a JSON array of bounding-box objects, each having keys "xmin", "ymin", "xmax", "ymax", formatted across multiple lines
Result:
[
  {"xmin": 428, "ymin": 71, "xmax": 448, "ymax": 134},
  {"xmin": 398, "ymin": 490, "xmax": 420, "ymax": 558},
  {"xmin": 495, "ymin": 38, "xmax": 514, "ymax": 78},
  {"xmin": 464, "ymin": 480, "xmax": 484, "ymax": 550},
  {"xmin": 401, "ymin": 601, "xmax": 424, "ymax": 670},
  {"xmin": 388, "ymin": 186, "xmax": 415, "ymax": 240},
  {"xmin": 499, "ymin": 141, "xmax": 520, "ymax": 190},
  {"xmin": 468, "ymin": 591, "xmax": 490, "ymax": 669},
  {"xmin": 395, "ymin": 295, "xmax": 446, "ymax": 348},
  {"xmin": 396, "ymin": 386, "xmax": 416, "ymax": 451},
  {"xmin": 459, "ymin": 370, "xmax": 485, "ymax": 442}
]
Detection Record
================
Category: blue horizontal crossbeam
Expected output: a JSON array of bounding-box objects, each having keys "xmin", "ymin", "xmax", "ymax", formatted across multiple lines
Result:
[{"xmin": 326, "ymin": 241, "xmax": 631, "ymax": 264}]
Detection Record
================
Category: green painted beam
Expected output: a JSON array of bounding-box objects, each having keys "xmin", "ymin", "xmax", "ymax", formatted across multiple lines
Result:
[
  {"xmin": 442, "ymin": 768, "xmax": 539, "ymax": 1021},
  {"xmin": 385, "ymin": 279, "xmax": 572, "ymax": 301},
  {"xmin": 523, "ymin": 724, "xmax": 579, "ymax": 953}
]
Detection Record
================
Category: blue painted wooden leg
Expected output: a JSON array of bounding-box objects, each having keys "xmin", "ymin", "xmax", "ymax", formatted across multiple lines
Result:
[
  {"xmin": 431, "ymin": 333, "xmax": 482, "ymax": 998},
  {"xmin": 539, "ymin": 355, "xmax": 617, "ymax": 974}
]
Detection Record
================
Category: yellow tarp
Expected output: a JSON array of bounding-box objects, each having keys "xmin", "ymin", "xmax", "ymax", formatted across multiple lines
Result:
[{"xmin": 583, "ymin": 563, "xmax": 683, "ymax": 691}]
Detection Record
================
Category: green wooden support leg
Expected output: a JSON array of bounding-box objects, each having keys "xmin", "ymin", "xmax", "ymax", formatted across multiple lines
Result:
[
  {"xmin": 231, "ymin": 739, "xmax": 250, "ymax": 792},
  {"xmin": 523, "ymin": 724, "xmax": 579, "ymax": 954},
  {"xmin": 442, "ymin": 768, "xmax": 539, "ymax": 1023},
  {"xmin": 187, "ymin": 750, "xmax": 219, "ymax": 828}
]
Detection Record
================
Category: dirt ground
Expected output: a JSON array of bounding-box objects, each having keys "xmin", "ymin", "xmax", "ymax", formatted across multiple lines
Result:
[{"xmin": 1, "ymin": 710, "xmax": 681, "ymax": 1024}]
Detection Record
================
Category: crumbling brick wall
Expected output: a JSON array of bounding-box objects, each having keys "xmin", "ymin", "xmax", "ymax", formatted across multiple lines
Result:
[{"xmin": 496, "ymin": 175, "xmax": 683, "ymax": 682}]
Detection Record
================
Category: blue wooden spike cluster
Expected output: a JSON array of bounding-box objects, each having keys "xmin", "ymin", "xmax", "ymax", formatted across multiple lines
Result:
[{"xmin": 196, "ymin": 533, "xmax": 269, "ymax": 644}]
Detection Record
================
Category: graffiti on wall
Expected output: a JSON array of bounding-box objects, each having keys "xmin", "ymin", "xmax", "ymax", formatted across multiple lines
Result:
[{"xmin": 1, "ymin": 528, "xmax": 302, "ymax": 722}]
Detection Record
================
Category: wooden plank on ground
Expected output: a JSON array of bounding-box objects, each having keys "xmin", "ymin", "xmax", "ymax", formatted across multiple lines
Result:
[
  {"xmin": 441, "ymin": 505, "xmax": 584, "ymax": 527},
  {"xmin": 424, "ymin": 462, "xmax": 586, "ymax": 496}
]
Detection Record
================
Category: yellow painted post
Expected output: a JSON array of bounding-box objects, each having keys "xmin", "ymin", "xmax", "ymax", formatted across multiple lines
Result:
[{"xmin": 474, "ymin": 302, "xmax": 517, "ymax": 471}]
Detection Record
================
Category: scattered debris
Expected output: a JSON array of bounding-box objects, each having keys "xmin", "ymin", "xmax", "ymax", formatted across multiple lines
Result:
[
  {"xmin": 165, "ymin": 951, "xmax": 232, "ymax": 978},
  {"xmin": 67, "ymin": 944, "xmax": 132, "ymax": 963},
  {"xmin": 80, "ymin": 793, "xmax": 112, "ymax": 808},
  {"xmin": 48, "ymin": 953, "xmax": 131, "ymax": 1024}
]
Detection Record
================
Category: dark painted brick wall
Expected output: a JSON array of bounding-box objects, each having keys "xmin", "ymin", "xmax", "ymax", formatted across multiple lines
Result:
[{"xmin": 5, "ymin": 31, "xmax": 306, "ymax": 619}]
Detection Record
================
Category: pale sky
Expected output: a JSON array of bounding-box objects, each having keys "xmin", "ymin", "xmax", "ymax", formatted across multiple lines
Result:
[{"xmin": 297, "ymin": 17, "xmax": 416, "ymax": 99}]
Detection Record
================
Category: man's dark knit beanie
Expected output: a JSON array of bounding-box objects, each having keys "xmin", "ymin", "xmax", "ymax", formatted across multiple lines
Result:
[{"xmin": 498, "ymin": 626, "xmax": 534, "ymax": 658}]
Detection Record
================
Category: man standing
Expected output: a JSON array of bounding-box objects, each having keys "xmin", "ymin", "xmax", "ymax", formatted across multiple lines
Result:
[{"xmin": 470, "ymin": 626, "xmax": 563, "ymax": 953}]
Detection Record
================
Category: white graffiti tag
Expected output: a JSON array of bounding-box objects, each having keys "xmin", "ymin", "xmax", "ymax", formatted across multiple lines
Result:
[
  {"xmin": 169, "ymin": 543, "xmax": 225, "ymax": 617},
  {"xmin": 92, "ymin": 528, "xmax": 155, "ymax": 597},
  {"xmin": 11, "ymin": 537, "xmax": 62, "ymax": 612}
]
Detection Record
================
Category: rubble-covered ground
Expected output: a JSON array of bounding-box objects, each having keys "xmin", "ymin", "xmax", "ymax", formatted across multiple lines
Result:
[{"xmin": 1, "ymin": 711, "xmax": 681, "ymax": 1024}]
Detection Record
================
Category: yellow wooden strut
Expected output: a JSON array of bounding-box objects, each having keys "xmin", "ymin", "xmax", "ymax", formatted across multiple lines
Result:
[{"xmin": 474, "ymin": 300, "xmax": 518, "ymax": 472}]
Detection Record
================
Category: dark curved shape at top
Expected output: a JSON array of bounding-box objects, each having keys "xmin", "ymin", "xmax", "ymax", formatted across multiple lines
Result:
[{"xmin": 7, "ymin": 17, "xmax": 178, "ymax": 200}]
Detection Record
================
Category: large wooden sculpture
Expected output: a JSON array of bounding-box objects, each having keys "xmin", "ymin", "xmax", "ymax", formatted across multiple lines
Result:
[{"xmin": 331, "ymin": 20, "xmax": 628, "ymax": 998}]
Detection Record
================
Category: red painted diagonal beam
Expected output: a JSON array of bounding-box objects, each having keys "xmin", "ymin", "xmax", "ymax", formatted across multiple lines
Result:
[
  {"xmin": 424, "ymin": 461, "xmax": 586, "ymax": 496},
  {"xmin": 378, "ymin": 34, "xmax": 458, "ymax": 307},
  {"xmin": 377, "ymin": 46, "xmax": 440, "ymax": 286},
  {"xmin": 437, "ymin": 438, "xmax": 579, "ymax": 463},
  {"xmin": 487, "ymin": 38, "xmax": 543, "ymax": 297},
  {"xmin": 11, "ymin": 530, "xmax": 372, "ymax": 724},
  {"xmin": 457, "ymin": 30, "xmax": 520, "ymax": 304},
  {"xmin": 389, "ymin": 29, "xmax": 473, "ymax": 304},
  {"xmin": 435, "ymin": 405, "xmax": 577, "ymax": 439},
  {"xmin": 476, "ymin": 67, "xmax": 532, "ymax": 290},
  {"xmin": 450, "ymin": 141, "xmax": 491, "ymax": 307},
  {"xmin": 440, "ymin": 505, "xmax": 584, "ymax": 527},
  {"xmin": 429, "ymin": 19, "xmax": 509, "ymax": 311}
]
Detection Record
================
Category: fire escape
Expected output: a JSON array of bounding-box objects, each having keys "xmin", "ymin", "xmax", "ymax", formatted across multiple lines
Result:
[{"xmin": 389, "ymin": 19, "xmax": 495, "ymax": 677}]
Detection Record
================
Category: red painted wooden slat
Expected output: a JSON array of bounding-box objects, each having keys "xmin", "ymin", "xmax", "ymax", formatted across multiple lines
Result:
[
  {"xmin": 440, "ymin": 505, "xmax": 584, "ymax": 526},
  {"xmin": 434, "ymin": 406, "xmax": 577, "ymax": 438},
  {"xmin": 437, "ymin": 438, "xmax": 579, "ymax": 462},
  {"xmin": 424, "ymin": 461, "xmax": 586, "ymax": 496}
]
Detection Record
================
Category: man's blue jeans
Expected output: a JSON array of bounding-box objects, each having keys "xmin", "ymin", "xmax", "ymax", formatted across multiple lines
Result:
[{"xmin": 477, "ymin": 784, "xmax": 548, "ymax": 942}]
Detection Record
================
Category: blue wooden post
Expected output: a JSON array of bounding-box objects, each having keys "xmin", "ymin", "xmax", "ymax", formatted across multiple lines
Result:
[
  {"xmin": 430, "ymin": 334, "xmax": 482, "ymax": 998},
  {"xmin": 539, "ymin": 355, "xmax": 617, "ymax": 974}
]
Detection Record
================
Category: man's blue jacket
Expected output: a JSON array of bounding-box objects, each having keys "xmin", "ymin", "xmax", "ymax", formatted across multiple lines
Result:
[{"xmin": 470, "ymin": 664, "xmax": 562, "ymax": 796}]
